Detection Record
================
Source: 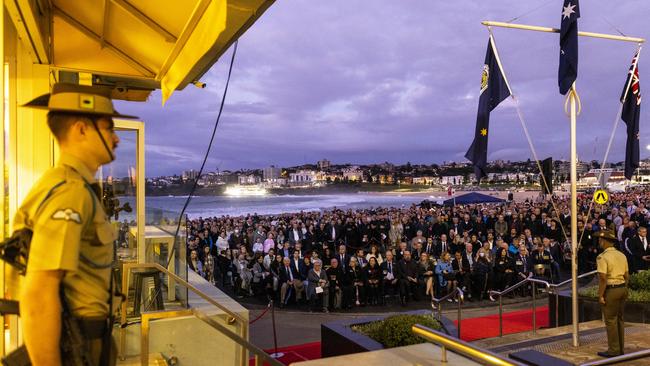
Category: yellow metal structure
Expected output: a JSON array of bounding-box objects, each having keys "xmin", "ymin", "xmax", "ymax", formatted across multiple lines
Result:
[{"xmin": 9, "ymin": 0, "xmax": 275, "ymax": 102}]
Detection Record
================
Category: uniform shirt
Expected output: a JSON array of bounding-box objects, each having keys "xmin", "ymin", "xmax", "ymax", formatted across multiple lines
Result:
[
  {"xmin": 596, "ymin": 247, "xmax": 628, "ymax": 285},
  {"xmin": 13, "ymin": 153, "xmax": 116, "ymax": 317}
]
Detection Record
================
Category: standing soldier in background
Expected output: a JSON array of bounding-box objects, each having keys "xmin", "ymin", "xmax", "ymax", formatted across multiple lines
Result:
[
  {"xmin": 595, "ymin": 230, "xmax": 629, "ymax": 358},
  {"xmin": 13, "ymin": 83, "xmax": 137, "ymax": 365}
]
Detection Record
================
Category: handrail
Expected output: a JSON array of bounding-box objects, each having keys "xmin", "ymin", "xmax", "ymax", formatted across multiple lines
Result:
[
  {"xmin": 578, "ymin": 349, "xmax": 650, "ymax": 366},
  {"xmin": 552, "ymin": 270, "xmax": 598, "ymax": 289},
  {"xmin": 412, "ymin": 324, "xmax": 527, "ymax": 366},
  {"xmin": 489, "ymin": 274, "xmax": 550, "ymax": 337},
  {"xmin": 431, "ymin": 287, "xmax": 464, "ymax": 338},
  {"xmin": 193, "ymin": 308, "xmax": 284, "ymax": 366},
  {"xmin": 488, "ymin": 270, "xmax": 599, "ymax": 337},
  {"xmin": 138, "ymin": 308, "xmax": 282, "ymax": 366},
  {"xmin": 119, "ymin": 263, "xmax": 248, "ymax": 364}
]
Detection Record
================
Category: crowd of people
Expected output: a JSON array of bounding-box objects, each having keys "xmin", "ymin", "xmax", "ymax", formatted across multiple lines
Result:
[{"xmin": 186, "ymin": 189, "xmax": 650, "ymax": 312}]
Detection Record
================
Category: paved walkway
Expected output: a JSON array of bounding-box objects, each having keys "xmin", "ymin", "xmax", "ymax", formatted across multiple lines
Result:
[{"xmin": 249, "ymin": 300, "xmax": 535, "ymax": 349}]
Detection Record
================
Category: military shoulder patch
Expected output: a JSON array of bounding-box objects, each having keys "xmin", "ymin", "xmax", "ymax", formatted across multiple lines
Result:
[{"xmin": 51, "ymin": 208, "xmax": 82, "ymax": 224}]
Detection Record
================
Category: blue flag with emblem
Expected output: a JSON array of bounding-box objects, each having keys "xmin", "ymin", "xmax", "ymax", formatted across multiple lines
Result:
[
  {"xmin": 559, "ymin": 0, "xmax": 580, "ymax": 95},
  {"xmin": 465, "ymin": 37, "xmax": 511, "ymax": 182},
  {"xmin": 621, "ymin": 51, "xmax": 641, "ymax": 180}
]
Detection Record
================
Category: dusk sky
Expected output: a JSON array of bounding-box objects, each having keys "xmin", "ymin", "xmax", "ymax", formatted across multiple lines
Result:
[{"xmin": 113, "ymin": 1, "xmax": 650, "ymax": 177}]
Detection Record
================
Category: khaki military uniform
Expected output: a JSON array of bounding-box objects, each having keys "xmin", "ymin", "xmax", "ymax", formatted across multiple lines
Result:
[
  {"xmin": 13, "ymin": 152, "xmax": 116, "ymax": 316},
  {"xmin": 14, "ymin": 153, "xmax": 117, "ymax": 365},
  {"xmin": 596, "ymin": 247, "xmax": 628, "ymax": 355}
]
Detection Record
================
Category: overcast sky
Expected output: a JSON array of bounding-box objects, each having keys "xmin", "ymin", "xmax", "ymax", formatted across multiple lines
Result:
[{"xmin": 113, "ymin": 0, "xmax": 650, "ymax": 177}]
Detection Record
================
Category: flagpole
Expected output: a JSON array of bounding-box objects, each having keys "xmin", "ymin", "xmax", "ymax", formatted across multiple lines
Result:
[
  {"xmin": 569, "ymin": 84, "xmax": 579, "ymax": 347},
  {"xmin": 482, "ymin": 21, "xmax": 645, "ymax": 44}
]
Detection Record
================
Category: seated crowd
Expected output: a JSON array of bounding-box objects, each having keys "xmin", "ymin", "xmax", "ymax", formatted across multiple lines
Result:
[{"xmin": 187, "ymin": 188, "xmax": 650, "ymax": 312}]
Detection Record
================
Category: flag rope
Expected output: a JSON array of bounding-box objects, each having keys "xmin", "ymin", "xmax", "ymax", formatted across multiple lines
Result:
[
  {"xmin": 511, "ymin": 95, "xmax": 571, "ymax": 243},
  {"xmin": 488, "ymin": 29, "xmax": 571, "ymax": 243},
  {"xmin": 579, "ymin": 44, "xmax": 642, "ymax": 244},
  {"xmin": 564, "ymin": 87, "xmax": 582, "ymax": 117},
  {"xmin": 506, "ymin": 0, "xmax": 556, "ymax": 24}
]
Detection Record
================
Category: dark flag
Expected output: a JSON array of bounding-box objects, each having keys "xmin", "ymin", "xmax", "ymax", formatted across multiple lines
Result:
[
  {"xmin": 558, "ymin": 0, "xmax": 580, "ymax": 95},
  {"xmin": 465, "ymin": 37, "xmax": 511, "ymax": 182},
  {"xmin": 621, "ymin": 51, "xmax": 641, "ymax": 180}
]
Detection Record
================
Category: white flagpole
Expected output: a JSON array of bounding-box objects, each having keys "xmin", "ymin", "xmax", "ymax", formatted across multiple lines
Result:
[
  {"xmin": 569, "ymin": 83, "xmax": 579, "ymax": 347},
  {"xmin": 482, "ymin": 21, "xmax": 645, "ymax": 43}
]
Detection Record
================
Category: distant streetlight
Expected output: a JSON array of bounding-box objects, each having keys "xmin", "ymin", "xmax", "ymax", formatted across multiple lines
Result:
[{"xmin": 646, "ymin": 144, "xmax": 650, "ymax": 150}]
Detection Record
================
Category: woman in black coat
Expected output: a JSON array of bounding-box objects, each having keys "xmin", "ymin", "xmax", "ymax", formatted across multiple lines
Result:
[
  {"xmin": 365, "ymin": 257, "xmax": 382, "ymax": 305},
  {"xmin": 493, "ymin": 248, "xmax": 515, "ymax": 292}
]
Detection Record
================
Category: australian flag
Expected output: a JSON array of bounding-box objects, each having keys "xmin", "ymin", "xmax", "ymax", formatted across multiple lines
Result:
[
  {"xmin": 559, "ymin": 0, "xmax": 580, "ymax": 95},
  {"xmin": 465, "ymin": 38, "xmax": 511, "ymax": 182},
  {"xmin": 621, "ymin": 51, "xmax": 641, "ymax": 180}
]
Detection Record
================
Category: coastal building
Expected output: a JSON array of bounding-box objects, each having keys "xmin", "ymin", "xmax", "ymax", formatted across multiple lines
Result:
[
  {"xmin": 343, "ymin": 166, "xmax": 364, "ymax": 182},
  {"xmin": 579, "ymin": 170, "xmax": 626, "ymax": 187},
  {"xmin": 263, "ymin": 165, "xmax": 282, "ymax": 181},
  {"xmin": 441, "ymin": 175, "xmax": 464, "ymax": 185},
  {"xmin": 262, "ymin": 178, "xmax": 288, "ymax": 188},
  {"xmin": 290, "ymin": 170, "xmax": 317, "ymax": 184},
  {"xmin": 376, "ymin": 174, "xmax": 395, "ymax": 184},
  {"xmin": 182, "ymin": 169, "xmax": 199, "ymax": 182},
  {"xmin": 239, "ymin": 174, "xmax": 261, "ymax": 185},
  {"xmin": 318, "ymin": 159, "xmax": 331, "ymax": 170},
  {"xmin": 412, "ymin": 176, "xmax": 438, "ymax": 185}
]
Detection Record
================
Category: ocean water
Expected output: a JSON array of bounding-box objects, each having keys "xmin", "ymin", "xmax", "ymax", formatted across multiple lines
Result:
[{"xmin": 118, "ymin": 193, "xmax": 440, "ymax": 220}]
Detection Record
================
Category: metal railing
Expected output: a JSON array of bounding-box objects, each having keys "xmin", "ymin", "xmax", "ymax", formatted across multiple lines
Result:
[
  {"xmin": 549, "ymin": 270, "xmax": 598, "ymax": 327},
  {"xmin": 140, "ymin": 307, "xmax": 282, "ymax": 366},
  {"xmin": 412, "ymin": 323, "xmax": 527, "ymax": 366},
  {"xmin": 431, "ymin": 287, "xmax": 464, "ymax": 338},
  {"xmin": 489, "ymin": 270, "xmax": 598, "ymax": 337},
  {"xmin": 119, "ymin": 263, "xmax": 270, "ymax": 366},
  {"xmin": 578, "ymin": 349, "xmax": 650, "ymax": 366}
]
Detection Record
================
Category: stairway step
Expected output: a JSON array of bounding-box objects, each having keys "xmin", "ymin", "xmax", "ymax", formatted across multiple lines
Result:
[{"xmin": 509, "ymin": 350, "xmax": 573, "ymax": 366}]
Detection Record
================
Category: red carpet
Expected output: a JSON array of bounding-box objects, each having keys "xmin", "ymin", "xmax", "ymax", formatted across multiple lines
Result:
[
  {"xmin": 249, "ymin": 341, "xmax": 321, "ymax": 365},
  {"xmin": 455, "ymin": 306, "xmax": 549, "ymax": 342},
  {"xmin": 248, "ymin": 307, "xmax": 548, "ymax": 364}
]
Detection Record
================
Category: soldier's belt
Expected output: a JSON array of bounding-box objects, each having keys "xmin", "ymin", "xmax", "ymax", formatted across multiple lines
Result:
[
  {"xmin": 77, "ymin": 317, "xmax": 109, "ymax": 340},
  {"xmin": 606, "ymin": 283, "xmax": 626, "ymax": 289}
]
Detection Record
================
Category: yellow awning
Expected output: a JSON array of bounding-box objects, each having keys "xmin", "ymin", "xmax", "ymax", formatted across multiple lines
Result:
[{"xmin": 6, "ymin": 0, "xmax": 274, "ymax": 102}]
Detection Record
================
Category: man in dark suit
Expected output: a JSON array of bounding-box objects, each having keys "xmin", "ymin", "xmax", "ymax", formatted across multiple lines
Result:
[
  {"xmin": 380, "ymin": 250, "xmax": 398, "ymax": 299},
  {"xmin": 434, "ymin": 234, "xmax": 450, "ymax": 259},
  {"xmin": 287, "ymin": 222, "xmax": 304, "ymax": 246},
  {"xmin": 514, "ymin": 245, "xmax": 532, "ymax": 296},
  {"xmin": 326, "ymin": 219, "xmax": 343, "ymax": 246},
  {"xmin": 279, "ymin": 257, "xmax": 303, "ymax": 307},
  {"xmin": 326, "ymin": 258, "xmax": 345, "ymax": 309},
  {"xmin": 452, "ymin": 250, "xmax": 471, "ymax": 293},
  {"xmin": 459, "ymin": 214, "xmax": 475, "ymax": 236},
  {"xmin": 291, "ymin": 251, "xmax": 307, "ymax": 281},
  {"xmin": 629, "ymin": 226, "xmax": 650, "ymax": 272},
  {"xmin": 423, "ymin": 237, "xmax": 435, "ymax": 256},
  {"xmin": 397, "ymin": 250, "xmax": 419, "ymax": 305},
  {"xmin": 336, "ymin": 244, "xmax": 351, "ymax": 271}
]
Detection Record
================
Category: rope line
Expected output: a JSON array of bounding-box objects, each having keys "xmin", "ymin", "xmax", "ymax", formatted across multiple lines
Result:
[
  {"xmin": 579, "ymin": 44, "xmax": 642, "ymax": 244},
  {"xmin": 511, "ymin": 95, "xmax": 571, "ymax": 243},
  {"xmin": 506, "ymin": 0, "xmax": 555, "ymax": 24},
  {"xmin": 487, "ymin": 29, "xmax": 571, "ymax": 242},
  {"xmin": 578, "ymin": 102, "xmax": 623, "ymax": 245},
  {"xmin": 249, "ymin": 301, "xmax": 272, "ymax": 325}
]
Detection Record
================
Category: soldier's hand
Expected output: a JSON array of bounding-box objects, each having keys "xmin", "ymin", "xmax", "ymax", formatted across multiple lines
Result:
[{"xmin": 599, "ymin": 296, "xmax": 606, "ymax": 305}]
